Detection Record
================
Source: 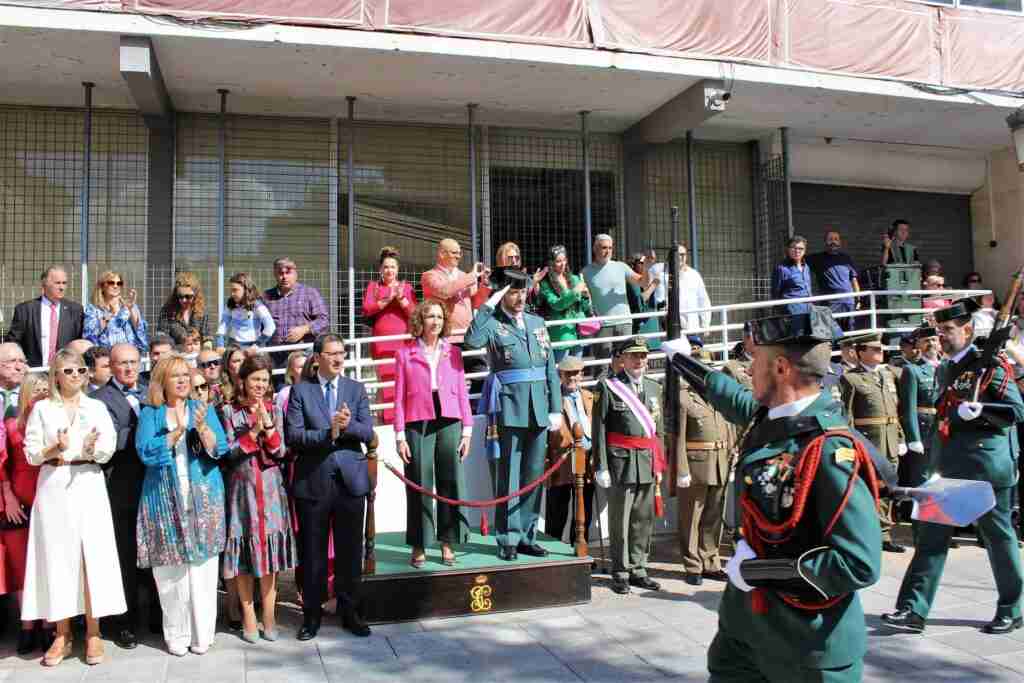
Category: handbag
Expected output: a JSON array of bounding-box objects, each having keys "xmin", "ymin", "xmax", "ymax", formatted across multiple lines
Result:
[{"xmin": 576, "ymin": 297, "xmax": 601, "ymax": 337}]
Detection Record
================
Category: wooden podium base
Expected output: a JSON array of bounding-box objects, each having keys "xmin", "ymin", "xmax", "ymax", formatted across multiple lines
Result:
[{"xmin": 362, "ymin": 531, "xmax": 592, "ymax": 623}]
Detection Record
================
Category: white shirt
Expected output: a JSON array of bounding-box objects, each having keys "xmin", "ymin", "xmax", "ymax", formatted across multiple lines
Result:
[
  {"xmin": 648, "ymin": 262, "xmax": 666, "ymax": 306},
  {"xmin": 318, "ymin": 373, "xmax": 339, "ymax": 407},
  {"xmin": 767, "ymin": 393, "xmax": 819, "ymax": 420},
  {"xmin": 500, "ymin": 304, "xmax": 525, "ymax": 329},
  {"xmin": 678, "ymin": 268, "xmax": 711, "ymax": 332},
  {"xmin": 420, "ymin": 339, "xmax": 442, "ymax": 391},
  {"xmin": 950, "ymin": 344, "xmax": 973, "ymax": 365},
  {"xmin": 39, "ymin": 295, "xmax": 60, "ymax": 361},
  {"xmin": 112, "ymin": 379, "xmax": 141, "ymax": 416}
]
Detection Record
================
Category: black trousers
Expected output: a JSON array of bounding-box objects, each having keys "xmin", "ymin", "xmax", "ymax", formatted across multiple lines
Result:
[
  {"xmin": 294, "ymin": 492, "xmax": 365, "ymax": 622},
  {"xmin": 107, "ymin": 501, "xmax": 160, "ymax": 630},
  {"xmin": 545, "ymin": 483, "xmax": 595, "ymax": 544}
]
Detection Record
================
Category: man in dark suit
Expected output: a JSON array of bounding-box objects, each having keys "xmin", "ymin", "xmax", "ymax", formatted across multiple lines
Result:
[
  {"xmin": 90, "ymin": 343, "xmax": 161, "ymax": 648},
  {"xmin": 6, "ymin": 265, "xmax": 84, "ymax": 367},
  {"xmin": 286, "ymin": 333, "xmax": 374, "ymax": 640}
]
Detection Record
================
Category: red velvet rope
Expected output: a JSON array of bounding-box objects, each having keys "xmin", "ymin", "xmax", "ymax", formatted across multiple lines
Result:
[{"xmin": 382, "ymin": 451, "xmax": 570, "ymax": 508}]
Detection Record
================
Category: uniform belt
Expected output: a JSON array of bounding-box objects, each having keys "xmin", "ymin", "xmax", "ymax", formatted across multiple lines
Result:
[
  {"xmin": 916, "ymin": 407, "xmax": 937, "ymax": 415},
  {"xmin": 685, "ymin": 440, "xmax": 726, "ymax": 450},
  {"xmin": 853, "ymin": 417, "xmax": 899, "ymax": 426}
]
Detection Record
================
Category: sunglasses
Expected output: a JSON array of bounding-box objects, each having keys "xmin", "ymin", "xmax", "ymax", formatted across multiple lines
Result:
[
  {"xmin": 61, "ymin": 367, "xmax": 88, "ymax": 377},
  {"xmin": 177, "ymin": 294, "xmax": 195, "ymax": 301},
  {"xmin": 198, "ymin": 359, "xmax": 221, "ymax": 369},
  {"xmin": 192, "ymin": 383, "xmax": 209, "ymax": 391},
  {"xmin": 105, "ymin": 280, "xmax": 124, "ymax": 287}
]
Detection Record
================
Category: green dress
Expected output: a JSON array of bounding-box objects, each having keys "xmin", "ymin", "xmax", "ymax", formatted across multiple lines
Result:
[
  {"xmin": 626, "ymin": 282, "xmax": 661, "ymax": 350},
  {"xmin": 537, "ymin": 273, "xmax": 590, "ymax": 345}
]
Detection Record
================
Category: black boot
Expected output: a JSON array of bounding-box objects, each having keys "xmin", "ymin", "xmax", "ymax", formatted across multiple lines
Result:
[{"xmin": 881, "ymin": 609, "xmax": 926, "ymax": 632}]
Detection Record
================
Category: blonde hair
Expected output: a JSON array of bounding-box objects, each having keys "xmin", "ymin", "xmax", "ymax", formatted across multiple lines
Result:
[
  {"xmin": 147, "ymin": 355, "xmax": 192, "ymax": 407},
  {"xmin": 48, "ymin": 349, "xmax": 86, "ymax": 402},
  {"xmin": 495, "ymin": 242, "xmax": 521, "ymax": 267},
  {"xmin": 92, "ymin": 270, "xmax": 124, "ymax": 311},
  {"xmin": 284, "ymin": 350, "xmax": 307, "ymax": 385},
  {"xmin": 16, "ymin": 372, "xmax": 48, "ymax": 431}
]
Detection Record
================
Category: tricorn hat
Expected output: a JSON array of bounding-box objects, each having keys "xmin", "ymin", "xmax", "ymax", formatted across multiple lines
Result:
[
  {"xmin": 747, "ymin": 306, "xmax": 836, "ymax": 347},
  {"xmin": 490, "ymin": 266, "xmax": 531, "ymax": 291},
  {"xmin": 933, "ymin": 297, "xmax": 981, "ymax": 324}
]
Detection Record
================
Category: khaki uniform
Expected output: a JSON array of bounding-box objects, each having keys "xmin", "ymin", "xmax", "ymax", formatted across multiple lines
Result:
[
  {"xmin": 676, "ymin": 380, "xmax": 730, "ymax": 574},
  {"xmin": 840, "ymin": 365, "xmax": 904, "ymax": 541}
]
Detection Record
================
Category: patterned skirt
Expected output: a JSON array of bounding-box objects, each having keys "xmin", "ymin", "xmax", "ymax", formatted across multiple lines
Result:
[{"xmin": 222, "ymin": 460, "xmax": 298, "ymax": 578}]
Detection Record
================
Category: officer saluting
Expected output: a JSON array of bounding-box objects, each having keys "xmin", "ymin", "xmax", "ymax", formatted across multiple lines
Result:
[
  {"xmin": 840, "ymin": 331, "xmax": 907, "ymax": 553},
  {"xmin": 665, "ymin": 306, "xmax": 882, "ymax": 682},
  {"xmin": 465, "ymin": 267, "xmax": 561, "ymax": 561},
  {"xmin": 884, "ymin": 298, "xmax": 1024, "ymax": 634},
  {"xmin": 897, "ymin": 325, "xmax": 942, "ymax": 489},
  {"xmin": 592, "ymin": 336, "xmax": 664, "ymax": 595}
]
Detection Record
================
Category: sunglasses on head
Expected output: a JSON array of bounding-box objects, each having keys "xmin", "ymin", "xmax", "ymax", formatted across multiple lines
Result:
[
  {"xmin": 198, "ymin": 359, "xmax": 221, "ymax": 369},
  {"xmin": 61, "ymin": 367, "xmax": 88, "ymax": 377},
  {"xmin": 105, "ymin": 280, "xmax": 124, "ymax": 287}
]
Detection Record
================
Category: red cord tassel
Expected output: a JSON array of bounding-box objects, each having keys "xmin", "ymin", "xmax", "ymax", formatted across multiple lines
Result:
[
  {"xmin": 654, "ymin": 486, "xmax": 665, "ymax": 518},
  {"xmin": 480, "ymin": 513, "xmax": 489, "ymax": 536}
]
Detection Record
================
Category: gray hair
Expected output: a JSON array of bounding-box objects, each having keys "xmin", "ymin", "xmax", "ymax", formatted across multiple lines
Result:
[{"xmin": 782, "ymin": 342, "xmax": 832, "ymax": 382}]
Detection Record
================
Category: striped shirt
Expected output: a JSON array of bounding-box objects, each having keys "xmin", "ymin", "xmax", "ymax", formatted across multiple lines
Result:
[
  {"xmin": 263, "ymin": 283, "xmax": 329, "ymax": 346},
  {"xmin": 216, "ymin": 302, "xmax": 276, "ymax": 347}
]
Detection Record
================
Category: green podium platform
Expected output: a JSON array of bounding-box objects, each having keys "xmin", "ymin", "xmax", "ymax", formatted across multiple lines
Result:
[{"xmin": 362, "ymin": 532, "xmax": 592, "ymax": 623}]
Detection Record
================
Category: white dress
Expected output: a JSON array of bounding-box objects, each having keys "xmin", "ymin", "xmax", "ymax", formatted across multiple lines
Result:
[{"xmin": 21, "ymin": 395, "xmax": 127, "ymax": 621}]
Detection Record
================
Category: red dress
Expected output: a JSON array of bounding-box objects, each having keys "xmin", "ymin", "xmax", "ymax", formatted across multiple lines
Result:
[
  {"xmin": 361, "ymin": 280, "xmax": 416, "ymax": 425},
  {"xmin": 0, "ymin": 417, "xmax": 40, "ymax": 593}
]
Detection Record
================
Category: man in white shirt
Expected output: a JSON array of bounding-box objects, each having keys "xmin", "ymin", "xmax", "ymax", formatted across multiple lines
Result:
[
  {"xmin": 0, "ymin": 342, "xmax": 27, "ymax": 417},
  {"xmin": 6, "ymin": 265, "xmax": 84, "ymax": 367},
  {"xmin": 645, "ymin": 248, "xmax": 667, "ymax": 314},
  {"xmin": 676, "ymin": 245, "xmax": 712, "ymax": 340}
]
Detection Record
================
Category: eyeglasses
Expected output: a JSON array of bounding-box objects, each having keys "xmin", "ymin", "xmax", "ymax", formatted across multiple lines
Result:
[
  {"xmin": 177, "ymin": 294, "xmax": 195, "ymax": 301},
  {"xmin": 198, "ymin": 359, "xmax": 221, "ymax": 369},
  {"xmin": 105, "ymin": 280, "xmax": 124, "ymax": 287},
  {"xmin": 61, "ymin": 367, "xmax": 88, "ymax": 377},
  {"xmin": 192, "ymin": 383, "xmax": 209, "ymax": 391}
]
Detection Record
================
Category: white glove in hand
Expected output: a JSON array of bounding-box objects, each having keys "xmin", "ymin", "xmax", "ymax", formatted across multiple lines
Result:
[
  {"xmin": 957, "ymin": 401, "xmax": 983, "ymax": 422},
  {"xmin": 897, "ymin": 443, "xmax": 908, "ymax": 457},
  {"xmin": 908, "ymin": 441, "xmax": 925, "ymax": 454},
  {"xmin": 677, "ymin": 474, "xmax": 692, "ymax": 489},
  {"xmin": 724, "ymin": 539, "xmax": 758, "ymax": 592},
  {"xmin": 595, "ymin": 470, "xmax": 612, "ymax": 489},
  {"xmin": 547, "ymin": 413, "xmax": 563, "ymax": 432},
  {"xmin": 485, "ymin": 285, "xmax": 512, "ymax": 309},
  {"xmin": 661, "ymin": 337, "xmax": 692, "ymax": 361}
]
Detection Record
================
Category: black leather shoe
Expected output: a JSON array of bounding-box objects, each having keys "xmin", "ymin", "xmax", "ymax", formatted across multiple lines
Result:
[
  {"xmin": 702, "ymin": 570, "xmax": 728, "ymax": 582},
  {"xmin": 16, "ymin": 628, "xmax": 38, "ymax": 655},
  {"xmin": 296, "ymin": 619, "xmax": 320, "ymax": 641},
  {"xmin": 497, "ymin": 546, "xmax": 518, "ymax": 561},
  {"xmin": 882, "ymin": 541, "xmax": 906, "ymax": 554},
  {"xmin": 611, "ymin": 578, "xmax": 631, "ymax": 595},
  {"xmin": 342, "ymin": 610, "xmax": 372, "ymax": 638},
  {"xmin": 881, "ymin": 609, "xmax": 926, "ymax": 632},
  {"xmin": 684, "ymin": 573, "xmax": 703, "ymax": 586},
  {"xmin": 517, "ymin": 543, "xmax": 549, "ymax": 557},
  {"xmin": 115, "ymin": 628, "xmax": 138, "ymax": 650},
  {"xmin": 983, "ymin": 616, "xmax": 1023, "ymax": 634},
  {"xmin": 629, "ymin": 576, "xmax": 661, "ymax": 591}
]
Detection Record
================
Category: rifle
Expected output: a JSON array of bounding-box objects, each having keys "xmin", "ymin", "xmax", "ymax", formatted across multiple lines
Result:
[{"xmin": 970, "ymin": 266, "xmax": 1024, "ymax": 401}]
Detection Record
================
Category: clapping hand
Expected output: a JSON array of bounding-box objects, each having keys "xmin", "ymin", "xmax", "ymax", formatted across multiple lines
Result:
[
  {"xmin": 125, "ymin": 288, "xmax": 138, "ymax": 308},
  {"xmin": 458, "ymin": 435, "xmax": 471, "ymax": 461},
  {"xmin": 285, "ymin": 325, "xmax": 309, "ymax": 343},
  {"xmin": 194, "ymin": 400, "xmax": 209, "ymax": 427},
  {"xmin": 533, "ymin": 267, "xmax": 549, "ymax": 286}
]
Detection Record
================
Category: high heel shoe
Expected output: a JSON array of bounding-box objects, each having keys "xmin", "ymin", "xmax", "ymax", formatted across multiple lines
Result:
[
  {"xmin": 42, "ymin": 629, "xmax": 72, "ymax": 667},
  {"xmin": 85, "ymin": 634, "xmax": 105, "ymax": 665}
]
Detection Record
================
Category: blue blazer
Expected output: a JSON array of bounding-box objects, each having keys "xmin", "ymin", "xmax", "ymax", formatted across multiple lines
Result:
[{"xmin": 285, "ymin": 377, "xmax": 374, "ymax": 501}]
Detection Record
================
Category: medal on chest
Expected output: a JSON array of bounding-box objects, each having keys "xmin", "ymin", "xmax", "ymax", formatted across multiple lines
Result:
[
  {"xmin": 744, "ymin": 452, "xmax": 797, "ymax": 525},
  {"xmin": 952, "ymin": 371, "xmax": 977, "ymax": 397}
]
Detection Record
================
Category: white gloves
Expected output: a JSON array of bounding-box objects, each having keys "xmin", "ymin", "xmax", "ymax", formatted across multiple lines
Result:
[
  {"xmin": 485, "ymin": 285, "xmax": 511, "ymax": 309},
  {"xmin": 958, "ymin": 401, "xmax": 983, "ymax": 422},
  {"xmin": 677, "ymin": 474, "xmax": 692, "ymax": 489},
  {"xmin": 661, "ymin": 337, "xmax": 692, "ymax": 361},
  {"xmin": 724, "ymin": 539, "xmax": 757, "ymax": 592},
  {"xmin": 897, "ymin": 443, "xmax": 908, "ymax": 457},
  {"xmin": 595, "ymin": 470, "xmax": 612, "ymax": 489},
  {"xmin": 547, "ymin": 413, "xmax": 563, "ymax": 432},
  {"xmin": 908, "ymin": 441, "xmax": 925, "ymax": 454}
]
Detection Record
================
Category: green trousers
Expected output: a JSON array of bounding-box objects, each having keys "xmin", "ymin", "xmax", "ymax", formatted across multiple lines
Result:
[
  {"xmin": 495, "ymin": 425, "xmax": 547, "ymax": 549},
  {"xmin": 708, "ymin": 632, "xmax": 862, "ymax": 683},
  {"xmin": 608, "ymin": 482, "xmax": 654, "ymax": 580},
  {"xmin": 404, "ymin": 415, "xmax": 469, "ymax": 548},
  {"xmin": 896, "ymin": 486, "xmax": 1022, "ymax": 619}
]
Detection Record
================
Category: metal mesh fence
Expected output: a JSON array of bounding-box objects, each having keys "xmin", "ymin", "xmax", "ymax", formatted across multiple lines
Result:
[{"xmin": 756, "ymin": 153, "xmax": 790, "ymax": 281}]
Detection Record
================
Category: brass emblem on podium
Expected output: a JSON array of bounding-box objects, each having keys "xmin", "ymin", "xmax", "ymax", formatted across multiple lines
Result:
[{"xmin": 470, "ymin": 575, "xmax": 493, "ymax": 612}]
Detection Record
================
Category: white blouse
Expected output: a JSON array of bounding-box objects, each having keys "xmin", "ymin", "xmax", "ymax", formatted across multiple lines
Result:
[{"xmin": 24, "ymin": 395, "xmax": 116, "ymax": 466}]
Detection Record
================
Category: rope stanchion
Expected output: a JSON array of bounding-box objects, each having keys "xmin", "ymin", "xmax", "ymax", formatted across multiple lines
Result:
[{"xmin": 382, "ymin": 451, "xmax": 571, "ymax": 535}]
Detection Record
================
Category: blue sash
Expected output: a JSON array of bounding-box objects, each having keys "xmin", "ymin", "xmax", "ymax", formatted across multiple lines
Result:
[{"xmin": 480, "ymin": 367, "xmax": 547, "ymax": 460}]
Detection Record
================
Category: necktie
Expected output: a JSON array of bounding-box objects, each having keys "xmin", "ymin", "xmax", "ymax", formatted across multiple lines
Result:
[
  {"xmin": 325, "ymin": 381, "xmax": 336, "ymax": 415},
  {"xmin": 0, "ymin": 390, "xmax": 10, "ymax": 416},
  {"xmin": 123, "ymin": 387, "xmax": 141, "ymax": 399},
  {"xmin": 48, "ymin": 302, "xmax": 59, "ymax": 363}
]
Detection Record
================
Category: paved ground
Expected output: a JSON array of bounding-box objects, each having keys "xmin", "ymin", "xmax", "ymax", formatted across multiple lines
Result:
[{"xmin": 2, "ymin": 528, "xmax": 1024, "ymax": 682}]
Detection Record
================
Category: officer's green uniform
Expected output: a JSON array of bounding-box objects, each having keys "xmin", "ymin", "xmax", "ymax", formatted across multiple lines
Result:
[
  {"xmin": 894, "ymin": 342, "xmax": 1024, "ymax": 622},
  {"xmin": 464, "ymin": 278, "xmax": 560, "ymax": 552},
  {"xmin": 676, "ymin": 377, "xmax": 730, "ymax": 575},
  {"xmin": 593, "ymin": 363, "xmax": 664, "ymax": 582},
  {"xmin": 840, "ymin": 335, "xmax": 904, "ymax": 543},
  {"xmin": 897, "ymin": 357, "xmax": 941, "ymax": 488},
  {"xmin": 668, "ymin": 307, "xmax": 882, "ymax": 682}
]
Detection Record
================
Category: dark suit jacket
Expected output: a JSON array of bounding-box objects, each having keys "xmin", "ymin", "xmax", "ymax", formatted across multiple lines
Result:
[
  {"xmin": 7, "ymin": 297, "xmax": 85, "ymax": 367},
  {"xmin": 91, "ymin": 382, "xmax": 148, "ymax": 510},
  {"xmin": 285, "ymin": 377, "xmax": 373, "ymax": 501}
]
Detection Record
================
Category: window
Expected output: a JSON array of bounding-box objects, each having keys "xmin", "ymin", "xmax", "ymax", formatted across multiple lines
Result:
[{"xmin": 960, "ymin": 0, "xmax": 1022, "ymax": 10}]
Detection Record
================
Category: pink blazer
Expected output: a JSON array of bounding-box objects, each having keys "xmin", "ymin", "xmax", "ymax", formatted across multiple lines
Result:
[{"xmin": 393, "ymin": 339, "xmax": 473, "ymax": 434}]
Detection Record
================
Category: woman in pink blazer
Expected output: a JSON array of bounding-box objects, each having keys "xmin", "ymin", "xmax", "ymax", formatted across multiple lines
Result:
[
  {"xmin": 393, "ymin": 299, "xmax": 473, "ymax": 568},
  {"xmin": 361, "ymin": 247, "xmax": 416, "ymax": 425}
]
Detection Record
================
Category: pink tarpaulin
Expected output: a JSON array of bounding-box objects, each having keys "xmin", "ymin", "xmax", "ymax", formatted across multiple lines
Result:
[
  {"xmin": 590, "ymin": 0, "xmax": 771, "ymax": 63},
  {"xmin": 785, "ymin": 0, "xmax": 940, "ymax": 82},
  {"xmin": 127, "ymin": 0, "xmax": 365, "ymax": 26},
  {"xmin": 380, "ymin": 0, "xmax": 590, "ymax": 46},
  {"xmin": 943, "ymin": 8, "xmax": 1024, "ymax": 91}
]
